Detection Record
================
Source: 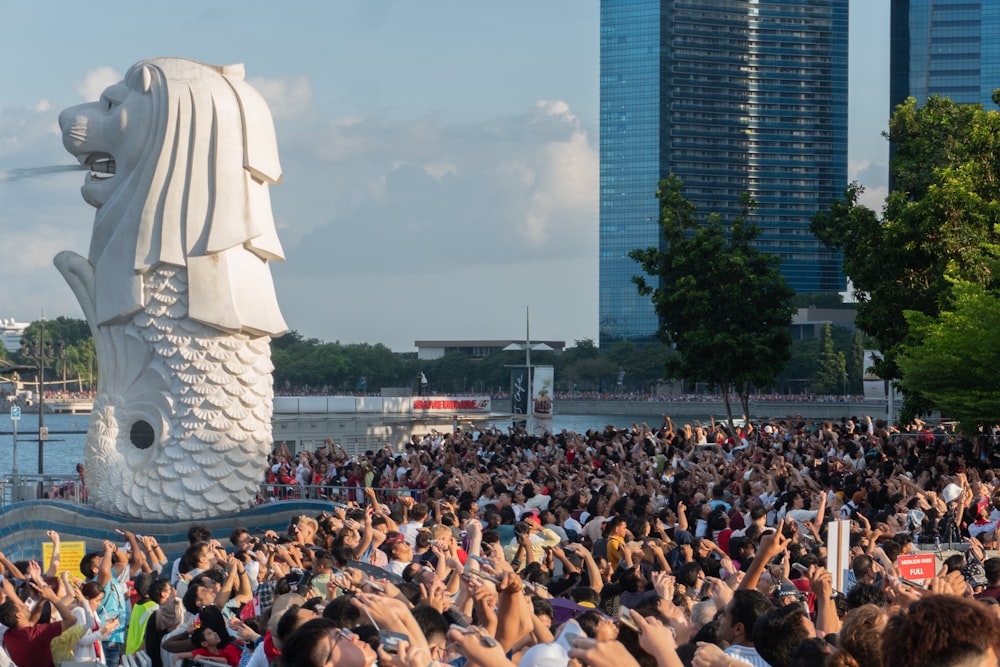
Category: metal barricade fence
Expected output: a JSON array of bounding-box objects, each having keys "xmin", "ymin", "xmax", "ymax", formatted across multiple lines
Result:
[
  {"xmin": 0, "ymin": 475, "xmax": 420, "ymax": 508},
  {"xmin": 0, "ymin": 474, "xmax": 87, "ymax": 506},
  {"xmin": 257, "ymin": 483, "xmax": 424, "ymax": 505}
]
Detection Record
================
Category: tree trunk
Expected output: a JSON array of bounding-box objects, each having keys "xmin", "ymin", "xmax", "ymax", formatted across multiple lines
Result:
[{"xmin": 722, "ymin": 382, "xmax": 736, "ymax": 438}]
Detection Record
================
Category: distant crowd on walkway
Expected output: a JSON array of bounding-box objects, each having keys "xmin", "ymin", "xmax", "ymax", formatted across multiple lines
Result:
[
  {"xmin": 4, "ymin": 413, "xmax": 1000, "ymax": 667},
  {"xmin": 0, "ymin": 390, "xmax": 97, "ymax": 402},
  {"xmin": 271, "ymin": 389, "xmax": 867, "ymax": 403},
  {"xmin": 546, "ymin": 392, "xmax": 866, "ymax": 403}
]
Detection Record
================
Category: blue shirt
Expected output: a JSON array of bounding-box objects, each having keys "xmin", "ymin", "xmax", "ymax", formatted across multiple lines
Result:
[{"xmin": 95, "ymin": 566, "xmax": 130, "ymax": 644}]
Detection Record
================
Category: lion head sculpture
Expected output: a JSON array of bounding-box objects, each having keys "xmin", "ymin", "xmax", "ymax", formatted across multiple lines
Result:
[{"xmin": 59, "ymin": 57, "xmax": 286, "ymax": 337}]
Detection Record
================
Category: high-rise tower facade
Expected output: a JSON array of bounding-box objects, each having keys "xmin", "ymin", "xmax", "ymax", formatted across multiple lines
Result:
[
  {"xmin": 599, "ymin": 1, "xmax": 848, "ymax": 346},
  {"xmin": 890, "ymin": 0, "xmax": 1000, "ymax": 113}
]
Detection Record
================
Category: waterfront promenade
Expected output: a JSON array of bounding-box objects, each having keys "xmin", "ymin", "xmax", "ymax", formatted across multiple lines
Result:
[{"xmin": 555, "ymin": 398, "xmax": 891, "ymax": 421}]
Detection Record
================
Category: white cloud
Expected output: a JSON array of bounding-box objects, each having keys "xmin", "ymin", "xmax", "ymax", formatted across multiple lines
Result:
[
  {"xmin": 537, "ymin": 99, "xmax": 575, "ymax": 121},
  {"xmin": 536, "ymin": 129, "xmax": 598, "ymax": 214},
  {"xmin": 75, "ymin": 67, "xmax": 121, "ymax": 102},
  {"xmin": 0, "ymin": 105, "xmax": 69, "ymax": 165},
  {"xmin": 4, "ymin": 226, "xmax": 78, "ymax": 271},
  {"xmin": 34, "ymin": 100, "xmax": 51, "ymax": 113},
  {"xmin": 278, "ymin": 98, "xmax": 598, "ymax": 274},
  {"xmin": 496, "ymin": 161, "xmax": 536, "ymax": 189},
  {"xmin": 859, "ymin": 186, "xmax": 888, "ymax": 211},
  {"xmin": 847, "ymin": 157, "xmax": 889, "ymax": 211},
  {"xmin": 848, "ymin": 158, "xmax": 871, "ymax": 181},
  {"xmin": 519, "ymin": 130, "xmax": 598, "ymax": 246},
  {"xmin": 247, "ymin": 75, "xmax": 313, "ymax": 119},
  {"xmin": 422, "ymin": 161, "xmax": 456, "ymax": 181},
  {"xmin": 524, "ymin": 190, "xmax": 554, "ymax": 245}
]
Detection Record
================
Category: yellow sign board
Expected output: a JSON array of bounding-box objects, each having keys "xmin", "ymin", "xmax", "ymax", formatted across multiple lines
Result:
[{"xmin": 42, "ymin": 541, "xmax": 87, "ymax": 578}]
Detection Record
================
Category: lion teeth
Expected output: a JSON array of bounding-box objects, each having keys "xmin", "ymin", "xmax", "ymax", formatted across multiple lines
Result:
[
  {"xmin": 84, "ymin": 152, "xmax": 116, "ymax": 178},
  {"xmin": 90, "ymin": 158, "xmax": 116, "ymax": 176}
]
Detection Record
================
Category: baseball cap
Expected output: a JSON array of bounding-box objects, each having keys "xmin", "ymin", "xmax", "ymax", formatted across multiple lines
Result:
[{"xmin": 773, "ymin": 583, "xmax": 806, "ymax": 602}]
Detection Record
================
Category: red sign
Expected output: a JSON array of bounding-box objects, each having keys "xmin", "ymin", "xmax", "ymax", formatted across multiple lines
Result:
[
  {"xmin": 412, "ymin": 399, "xmax": 490, "ymax": 412},
  {"xmin": 897, "ymin": 553, "xmax": 937, "ymax": 581}
]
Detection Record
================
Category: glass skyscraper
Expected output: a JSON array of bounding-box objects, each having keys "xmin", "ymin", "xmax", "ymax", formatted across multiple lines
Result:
[
  {"xmin": 890, "ymin": 0, "xmax": 1000, "ymax": 112},
  {"xmin": 599, "ymin": 1, "xmax": 848, "ymax": 346}
]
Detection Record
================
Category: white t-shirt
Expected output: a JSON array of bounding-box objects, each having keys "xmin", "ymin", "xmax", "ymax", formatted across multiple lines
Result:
[
  {"xmin": 525, "ymin": 494, "xmax": 551, "ymax": 511},
  {"xmin": 399, "ymin": 520, "xmax": 424, "ymax": 548}
]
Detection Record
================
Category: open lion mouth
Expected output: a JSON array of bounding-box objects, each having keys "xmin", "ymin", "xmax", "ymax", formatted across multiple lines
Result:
[{"xmin": 78, "ymin": 152, "xmax": 116, "ymax": 180}]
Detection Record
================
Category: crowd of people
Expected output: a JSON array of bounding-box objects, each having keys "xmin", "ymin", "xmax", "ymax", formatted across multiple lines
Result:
[
  {"xmin": 1, "ymin": 414, "xmax": 1000, "ymax": 667},
  {"xmin": 545, "ymin": 393, "xmax": 866, "ymax": 403}
]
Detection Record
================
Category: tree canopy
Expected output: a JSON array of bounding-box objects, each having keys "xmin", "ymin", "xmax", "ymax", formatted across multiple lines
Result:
[
  {"xmin": 8, "ymin": 316, "xmax": 864, "ymax": 398},
  {"xmin": 812, "ymin": 95, "xmax": 1000, "ymax": 426},
  {"xmin": 813, "ymin": 323, "xmax": 846, "ymax": 395},
  {"xmin": 897, "ymin": 275, "xmax": 1000, "ymax": 433},
  {"xmin": 14, "ymin": 317, "xmax": 96, "ymax": 391},
  {"xmin": 630, "ymin": 176, "xmax": 795, "ymax": 423}
]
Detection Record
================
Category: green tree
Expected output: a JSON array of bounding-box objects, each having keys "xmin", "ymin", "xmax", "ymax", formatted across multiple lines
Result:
[
  {"xmin": 812, "ymin": 96, "xmax": 1000, "ymax": 416},
  {"xmin": 272, "ymin": 338, "xmax": 352, "ymax": 391},
  {"xmin": 567, "ymin": 339, "xmax": 599, "ymax": 360},
  {"xmin": 603, "ymin": 341, "xmax": 676, "ymax": 394},
  {"xmin": 847, "ymin": 328, "xmax": 865, "ymax": 394},
  {"xmin": 631, "ymin": 176, "xmax": 795, "ymax": 424},
  {"xmin": 775, "ymin": 338, "xmax": 820, "ymax": 394},
  {"xmin": 562, "ymin": 357, "xmax": 618, "ymax": 392},
  {"xmin": 20, "ymin": 316, "xmax": 91, "ymax": 349},
  {"xmin": 897, "ymin": 275, "xmax": 1000, "ymax": 432},
  {"xmin": 272, "ymin": 329, "xmax": 305, "ymax": 350},
  {"xmin": 343, "ymin": 343, "xmax": 404, "ymax": 392},
  {"xmin": 814, "ymin": 323, "xmax": 846, "ymax": 394},
  {"xmin": 14, "ymin": 318, "xmax": 96, "ymax": 391},
  {"xmin": 427, "ymin": 352, "xmax": 474, "ymax": 393}
]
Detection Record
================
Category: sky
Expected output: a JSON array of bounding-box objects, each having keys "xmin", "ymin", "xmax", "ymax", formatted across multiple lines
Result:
[{"xmin": 0, "ymin": 1, "xmax": 890, "ymax": 352}]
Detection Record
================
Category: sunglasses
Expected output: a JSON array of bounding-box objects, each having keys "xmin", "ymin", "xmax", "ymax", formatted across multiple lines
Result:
[{"xmin": 335, "ymin": 628, "xmax": 357, "ymax": 644}]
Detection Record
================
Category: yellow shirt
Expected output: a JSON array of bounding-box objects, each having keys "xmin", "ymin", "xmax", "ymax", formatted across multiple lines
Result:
[{"xmin": 607, "ymin": 535, "xmax": 626, "ymax": 571}]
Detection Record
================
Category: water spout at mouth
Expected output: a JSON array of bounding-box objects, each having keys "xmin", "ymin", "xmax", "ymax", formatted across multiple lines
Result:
[{"xmin": 0, "ymin": 164, "xmax": 89, "ymax": 184}]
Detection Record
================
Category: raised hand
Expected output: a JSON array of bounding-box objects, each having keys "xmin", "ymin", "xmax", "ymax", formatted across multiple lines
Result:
[{"xmin": 567, "ymin": 636, "xmax": 641, "ymax": 667}]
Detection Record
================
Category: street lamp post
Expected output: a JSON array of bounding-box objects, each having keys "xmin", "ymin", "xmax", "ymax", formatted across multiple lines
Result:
[{"xmin": 20, "ymin": 319, "xmax": 65, "ymax": 475}]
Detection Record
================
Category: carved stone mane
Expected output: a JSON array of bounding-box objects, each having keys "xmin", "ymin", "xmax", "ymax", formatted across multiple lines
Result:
[{"xmin": 90, "ymin": 57, "xmax": 286, "ymax": 336}]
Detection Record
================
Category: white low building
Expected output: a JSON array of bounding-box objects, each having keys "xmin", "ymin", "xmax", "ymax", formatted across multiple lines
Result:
[{"xmin": 0, "ymin": 319, "xmax": 28, "ymax": 354}]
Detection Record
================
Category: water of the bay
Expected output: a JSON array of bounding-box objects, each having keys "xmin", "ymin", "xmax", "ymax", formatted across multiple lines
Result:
[{"xmin": 0, "ymin": 412, "xmax": 89, "ymax": 477}]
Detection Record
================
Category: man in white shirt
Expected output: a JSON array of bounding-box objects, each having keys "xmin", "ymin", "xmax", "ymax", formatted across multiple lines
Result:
[
  {"xmin": 399, "ymin": 502, "xmax": 429, "ymax": 548},
  {"xmin": 695, "ymin": 589, "xmax": 774, "ymax": 667},
  {"xmin": 560, "ymin": 506, "xmax": 583, "ymax": 536},
  {"xmin": 383, "ymin": 538, "xmax": 414, "ymax": 577},
  {"xmin": 524, "ymin": 484, "xmax": 551, "ymax": 512}
]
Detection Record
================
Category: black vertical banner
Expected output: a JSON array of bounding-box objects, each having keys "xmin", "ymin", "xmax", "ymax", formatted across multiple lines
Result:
[{"xmin": 510, "ymin": 366, "xmax": 529, "ymax": 416}]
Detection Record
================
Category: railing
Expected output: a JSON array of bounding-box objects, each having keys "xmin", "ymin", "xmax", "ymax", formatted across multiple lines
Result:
[
  {"xmin": 0, "ymin": 474, "xmax": 87, "ymax": 506},
  {"xmin": 0, "ymin": 476, "xmax": 419, "ymax": 509},
  {"xmin": 257, "ymin": 483, "xmax": 424, "ymax": 505}
]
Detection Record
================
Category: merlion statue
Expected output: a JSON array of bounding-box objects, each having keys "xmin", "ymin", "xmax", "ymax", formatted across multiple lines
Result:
[{"xmin": 55, "ymin": 58, "xmax": 287, "ymax": 519}]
